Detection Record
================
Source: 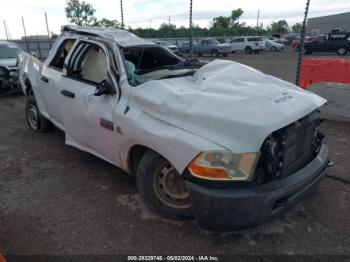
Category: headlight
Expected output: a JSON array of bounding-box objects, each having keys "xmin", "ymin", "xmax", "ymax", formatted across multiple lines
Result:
[
  {"xmin": 9, "ymin": 71, "xmax": 18, "ymax": 78},
  {"xmin": 188, "ymin": 151, "xmax": 260, "ymax": 181}
]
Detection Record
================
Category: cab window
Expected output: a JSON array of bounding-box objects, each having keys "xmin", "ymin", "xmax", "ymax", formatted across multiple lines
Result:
[
  {"xmin": 68, "ymin": 43, "xmax": 108, "ymax": 85},
  {"xmin": 50, "ymin": 39, "xmax": 76, "ymax": 71}
]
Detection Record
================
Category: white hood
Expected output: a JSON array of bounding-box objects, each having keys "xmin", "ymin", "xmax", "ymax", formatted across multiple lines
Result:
[
  {"xmin": 132, "ymin": 60, "xmax": 326, "ymax": 153},
  {"xmin": 0, "ymin": 58, "xmax": 17, "ymax": 68}
]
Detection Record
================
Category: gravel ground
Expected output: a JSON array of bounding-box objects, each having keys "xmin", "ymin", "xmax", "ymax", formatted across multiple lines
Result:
[{"xmin": 0, "ymin": 51, "xmax": 349, "ymax": 256}]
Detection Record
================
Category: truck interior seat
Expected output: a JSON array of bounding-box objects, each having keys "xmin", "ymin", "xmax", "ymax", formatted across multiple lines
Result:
[{"xmin": 81, "ymin": 47, "xmax": 108, "ymax": 83}]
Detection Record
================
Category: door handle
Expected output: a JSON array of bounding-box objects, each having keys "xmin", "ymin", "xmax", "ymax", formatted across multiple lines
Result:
[
  {"xmin": 61, "ymin": 90, "xmax": 75, "ymax": 98},
  {"xmin": 40, "ymin": 76, "xmax": 49, "ymax": 83}
]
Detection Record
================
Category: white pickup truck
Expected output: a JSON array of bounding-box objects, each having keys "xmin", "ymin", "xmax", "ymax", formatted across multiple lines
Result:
[{"xmin": 19, "ymin": 25, "xmax": 329, "ymax": 231}]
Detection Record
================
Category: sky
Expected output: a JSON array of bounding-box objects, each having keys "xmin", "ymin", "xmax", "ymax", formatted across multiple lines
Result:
[{"xmin": 1, "ymin": 0, "xmax": 350, "ymax": 39}]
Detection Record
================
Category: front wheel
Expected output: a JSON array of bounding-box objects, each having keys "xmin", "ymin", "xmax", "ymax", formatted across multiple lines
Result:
[
  {"xmin": 337, "ymin": 47, "xmax": 347, "ymax": 56},
  {"xmin": 136, "ymin": 150, "xmax": 192, "ymax": 220},
  {"xmin": 245, "ymin": 46, "xmax": 253, "ymax": 54},
  {"xmin": 25, "ymin": 95, "xmax": 52, "ymax": 132}
]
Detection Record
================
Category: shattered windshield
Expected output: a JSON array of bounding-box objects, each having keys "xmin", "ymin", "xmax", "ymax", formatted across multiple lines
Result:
[
  {"xmin": 0, "ymin": 44, "xmax": 19, "ymax": 59},
  {"xmin": 122, "ymin": 46, "xmax": 203, "ymax": 86}
]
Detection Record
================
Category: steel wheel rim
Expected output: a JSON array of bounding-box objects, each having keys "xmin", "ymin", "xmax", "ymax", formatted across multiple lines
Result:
[
  {"xmin": 154, "ymin": 163, "xmax": 191, "ymax": 209},
  {"xmin": 27, "ymin": 104, "xmax": 38, "ymax": 129}
]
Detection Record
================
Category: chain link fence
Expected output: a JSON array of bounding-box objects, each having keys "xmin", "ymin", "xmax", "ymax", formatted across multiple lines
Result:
[{"xmin": 2, "ymin": 0, "xmax": 350, "ymax": 88}]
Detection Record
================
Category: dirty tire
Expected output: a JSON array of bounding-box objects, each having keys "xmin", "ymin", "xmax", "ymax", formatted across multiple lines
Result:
[
  {"xmin": 245, "ymin": 46, "xmax": 253, "ymax": 54},
  {"xmin": 25, "ymin": 95, "xmax": 52, "ymax": 132},
  {"xmin": 136, "ymin": 150, "xmax": 193, "ymax": 220}
]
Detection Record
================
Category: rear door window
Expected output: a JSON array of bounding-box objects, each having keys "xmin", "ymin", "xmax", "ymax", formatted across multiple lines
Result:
[
  {"xmin": 49, "ymin": 39, "xmax": 76, "ymax": 71},
  {"xmin": 232, "ymin": 38, "xmax": 245, "ymax": 43},
  {"xmin": 247, "ymin": 37, "xmax": 263, "ymax": 42}
]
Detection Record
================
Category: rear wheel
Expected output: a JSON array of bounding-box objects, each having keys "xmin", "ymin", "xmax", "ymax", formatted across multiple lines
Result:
[
  {"xmin": 136, "ymin": 150, "xmax": 192, "ymax": 220},
  {"xmin": 337, "ymin": 47, "xmax": 347, "ymax": 56},
  {"xmin": 211, "ymin": 49, "xmax": 219, "ymax": 57},
  {"xmin": 25, "ymin": 95, "xmax": 52, "ymax": 132},
  {"xmin": 245, "ymin": 46, "xmax": 253, "ymax": 54}
]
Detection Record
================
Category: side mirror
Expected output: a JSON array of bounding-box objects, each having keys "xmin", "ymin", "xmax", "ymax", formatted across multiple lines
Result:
[
  {"xmin": 30, "ymin": 51, "xmax": 38, "ymax": 58},
  {"xmin": 95, "ymin": 74, "xmax": 116, "ymax": 96}
]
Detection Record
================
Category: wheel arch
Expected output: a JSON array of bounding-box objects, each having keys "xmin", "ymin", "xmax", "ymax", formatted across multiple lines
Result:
[
  {"xmin": 128, "ymin": 144, "xmax": 152, "ymax": 175},
  {"xmin": 127, "ymin": 143, "xmax": 189, "ymax": 176},
  {"xmin": 21, "ymin": 74, "xmax": 33, "ymax": 96}
]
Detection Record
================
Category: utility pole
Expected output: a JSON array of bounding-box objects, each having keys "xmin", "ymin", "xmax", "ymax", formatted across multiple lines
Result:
[
  {"xmin": 45, "ymin": 12, "xmax": 52, "ymax": 48},
  {"xmin": 3, "ymin": 20, "xmax": 9, "ymax": 40},
  {"xmin": 189, "ymin": 0, "xmax": 193, "ymax": 58},
  {"xmin": 6, "ymin": 22, "xmax": 12, "ymax": 40},
  {"xmin": 256, "ymin": 9, "xmax": 260, "ymax": 28},
  {"xmin": 21, "ymin": 16, "xmax": 30, "ymax": 52},
  {"xmin": 120, "ymin": 0, "xmax": 124, "ymax": 29},
  {"xmin": 168, "ymin": 16, "xmax": 171, "ymax": 39},
  {"xmin": 295, "ymin": 0, "xmax": 311, "ymax": 86}
]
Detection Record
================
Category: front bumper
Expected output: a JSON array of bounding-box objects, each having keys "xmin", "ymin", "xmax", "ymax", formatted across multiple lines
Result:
[
  {"xmin": 0, "ymin": 67, "xmax": 20, "ymax": 96},
  {"xmin": 186, "ymin": 144, "xmax": 329, "ymax": 231}
]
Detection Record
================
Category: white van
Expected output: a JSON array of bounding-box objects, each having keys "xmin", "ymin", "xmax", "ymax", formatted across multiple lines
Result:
[{"xmin": 229, "ymin": 36, "xmax": 265, "ymax": 54}]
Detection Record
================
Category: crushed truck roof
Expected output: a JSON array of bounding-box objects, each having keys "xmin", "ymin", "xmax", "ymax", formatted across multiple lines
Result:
[{"xmin": 62, "ymin": 25, "xmax": 156, "ymax": 47}]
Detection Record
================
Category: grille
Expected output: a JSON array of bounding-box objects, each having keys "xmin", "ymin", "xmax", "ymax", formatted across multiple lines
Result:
[{"xmin": 255, "ymin": 110, "xmax": 324, "ymax": 184}]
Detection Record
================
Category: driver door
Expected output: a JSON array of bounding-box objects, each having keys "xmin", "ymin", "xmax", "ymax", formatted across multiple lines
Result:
[{"xmin": 60, "ymin": 40, "xmax": 121, "ymax": 165}]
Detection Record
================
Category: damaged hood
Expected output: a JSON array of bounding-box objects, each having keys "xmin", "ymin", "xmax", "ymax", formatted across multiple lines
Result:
[
  {"xmin": 132, "ymin": 59, "xmax": 326, "ymax": 153},
  {"xmin": 0, "ymin": 58, "xmax": 17, "ymax": 68}
]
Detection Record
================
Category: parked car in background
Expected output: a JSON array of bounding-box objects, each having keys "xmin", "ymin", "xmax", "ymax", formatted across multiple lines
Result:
[
  {"xmin": 304, "ymin": 35, "xmax": 350, "ymax": 55},
  {"xmin": 264, "ymin": 39, "xmax": 284, "ymax": 52},
  {"xmin": 179, "ymin": 38, "xmax": 231, "ymax": 57},
  {"xmin": 0, "ymin": 41, "xmax": 21, "ymax": 96},
  {"xmin": 216, "ymin": 38, "xmax": 227, "ymax": 44},
  {"xmin": 273, "ymin": 38, "xmax": 289, "ymax": 46},
  {"xmin": 292, "ymin": 36, "xmax": 315, "ymax": 50},
  {"xmin": 229, "ymin": 36, "xmax": 265, "ymax": 54},
  {"xmin": 154, "ymin": 40, "xmax": 179, "ymax": 53},
  {"xmin": 19, "ymin": 25, "xmax": 329, "ymax": 231}
]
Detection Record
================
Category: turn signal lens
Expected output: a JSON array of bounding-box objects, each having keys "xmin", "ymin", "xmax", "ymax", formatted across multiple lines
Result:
[{"xmin": 188, "ymin": 151, "xmax": 260, "ymax": 181}]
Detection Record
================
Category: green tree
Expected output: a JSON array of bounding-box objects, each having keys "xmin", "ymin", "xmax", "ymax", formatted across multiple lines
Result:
[
  {"xmin": 209, "ymin": 8, "xmax": 244, "ymax": 36},
  {"xmin": 65, "ymin": 0, "xmax": 96, "ymax": 26},
  {"xmin": 270, "ymin": 20, "xmax": 290, "ymax": 34},
  {"xmin": 212, "ymin": 16, "xmax": 231, "ymax": 29},
  {"xmin": 94, "ymin": 18, "xmax": 120, "ymax": 28},
  {"xmin": 291, "ymin": 22, "xmax": 303, "ymax": 33},
  {"xmin": 230, "ymin": 8, "xmax": 244, "ymax": 27}
]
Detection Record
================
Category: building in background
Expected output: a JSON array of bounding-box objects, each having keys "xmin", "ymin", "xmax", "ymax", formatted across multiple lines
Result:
[{"xmin": 307, "ymin": 12, "xmax": 350, "ymax": 35}]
